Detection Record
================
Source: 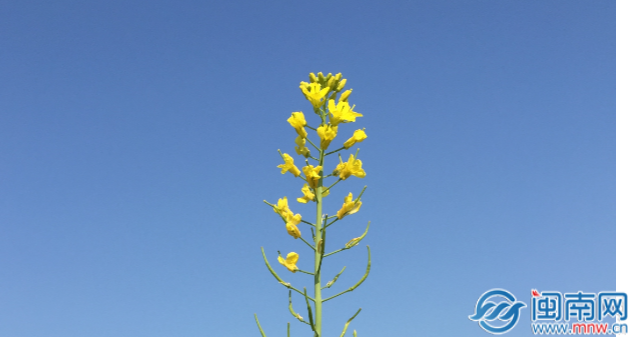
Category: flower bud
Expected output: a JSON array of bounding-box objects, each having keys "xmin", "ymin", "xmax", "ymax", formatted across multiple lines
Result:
[
  {"xmin": 327, "ymin": 77, "xmax": 337, "ymax": 90},
  {"xmin": 309, "ymin": 73, "xmax": 316, "ymax": 83},
  {"xmin": 317, "ymin": 72, "xmax": 325, "ymax": 84},
  {"xmin": 336, "ymin": 79, "xmax": 347, "ymax": 91},
  {"xmin": 340, "ymin": 89, "xmax": 352, "ymax": 102}
]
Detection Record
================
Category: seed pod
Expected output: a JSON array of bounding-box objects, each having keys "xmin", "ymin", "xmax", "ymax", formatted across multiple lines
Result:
[{"xmin": 345, "ymin": 237, "xmax": 361, "ymax": 249}]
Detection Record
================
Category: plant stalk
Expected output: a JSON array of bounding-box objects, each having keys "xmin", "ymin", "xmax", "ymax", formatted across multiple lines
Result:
[{"xmin": 314, "ymin": 147, "xmax": 325, "ymax": 336}]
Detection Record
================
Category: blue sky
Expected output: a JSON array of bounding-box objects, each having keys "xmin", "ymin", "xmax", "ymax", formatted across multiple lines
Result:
[{"xmin": 0, "ymin": 1, "xmax": 615, "ymax": 336}]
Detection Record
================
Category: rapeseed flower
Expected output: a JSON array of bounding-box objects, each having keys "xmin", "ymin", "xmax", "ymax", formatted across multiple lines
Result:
[
  {"xmin": 344, "ymin": 129, "xmax": 367, "ymax": 149},
  {"xmin": 285, "ymin": 213, "xmax": 302, "ymax": 239},
  {"xmin": 303, "ymin": 165, "xmax": 323, "ymax": 189},
  {"xmin": 317, "ymin": 124, "xmax": 338, "ymax": 150},
  {"xmin": 334, "ymin": 154, "xmax": 366, "ymax": 180},
  {"xmin": 336, "ymin": 192, "xmax": 362, "ymax": 219},
  {"xmin": 278, "ymin": 252, "xmax": 299, "ymax": 272},
  {"xmin": 297, "ymin": 183, "xmax": 315, "ymax": 204},
  {"xmin": 299, "ymin": 82, "xmax": 330, "ymax": 108},
  {"xmin": 273, "ymin": 197, "xmax": 294, "ymax": 219},
  {"xmin": 294, "ymin": 136, "xmax": 310, "ymax": 157},
  {"xmin": 287, "ymin": 112, "xmax": 308, "ymax": 138},
  {"xmin": 328, "ymin": 100, "xmax": 362, "ymax": 126},
  {"xmin": 278, "ymin": 153, "xmax": 301, "ymax": 177}
]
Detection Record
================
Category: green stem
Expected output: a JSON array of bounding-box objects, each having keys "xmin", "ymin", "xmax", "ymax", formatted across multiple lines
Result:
[
  {"xmin": 325, "ymin": 147, "xmax": 345, "ymax": 156},
  {"xmin": 323, "ymin": 178, "xmax": 341, "ymax": 194},
  {"xmin": 297, "ymin": 269, "xmax": 316, "ymax": 276},
  {"xmin": 356, "ymin": 186, "xmax": 367, "ymax": 201},
  {"xmin": 301, "ymin": 219, "xmax": 316, "ymax": 227},
  {"xmin": 323, "ymin": 247, "xmax": 347, "ymax": 258},
  {"xmin": 262, "ymin": 200, "xmax": 274, "ymax": 208},
  {"xmin": 306, "ymin": 136, "xmax": 321, "ymax": 152},
  {"xmin": 299, "ymin": 237, "xmax": 315, "ymax": 251},
  {"xmin": 314, "ymin": 106, "xmax": 324, "ymax": 122},
  {"xmin": 254, "ymin": 314, "xmax": 267, "ymax": 337},
  {"xmin": 325, "ymin": 221, "xmax": 370, "ymax": 257},
  {"xmin": 314, "ymin": 147, "xmax": 325, "ymax": 336},
  {"xmin": 288, "ymin": 291, "xmax": 308, "ymax": 325},
  {"xmin": 324, "ymin": 218, "xmax": 339, "ymax": 229},
  {"xmin": 323, "ymin": 246, "xmax": 371, "ymax": 302}
]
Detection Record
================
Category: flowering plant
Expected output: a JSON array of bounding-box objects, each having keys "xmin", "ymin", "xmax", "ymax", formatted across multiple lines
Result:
[{"xmin": 256, "ymin": 73, "xmax": 371, "ymax": 337}]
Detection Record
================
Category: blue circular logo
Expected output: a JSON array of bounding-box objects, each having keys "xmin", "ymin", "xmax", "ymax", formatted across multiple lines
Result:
[{"xmin": 469, "ymin": 289, "xmax": 527, "ymax": 334}]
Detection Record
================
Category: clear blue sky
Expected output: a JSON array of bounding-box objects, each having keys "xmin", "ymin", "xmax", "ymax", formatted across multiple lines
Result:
[{"xmin": 0, "ymin": 1, "xmax": 615, "ymax": 336}]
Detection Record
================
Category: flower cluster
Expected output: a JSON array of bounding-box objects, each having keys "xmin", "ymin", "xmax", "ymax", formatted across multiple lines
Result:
[
  {"xmin": 259, "ymin": 73, "xmax": 372, "ymax": 337},
  {"xmin": 268, "ymin": 72, "xmax": 369, "ymax": 268}
]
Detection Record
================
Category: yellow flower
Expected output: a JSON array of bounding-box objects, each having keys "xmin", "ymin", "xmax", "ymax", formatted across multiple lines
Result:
[
  {"xmin": 297, "ymin": 183, "xmax": 315, "ymax": 203},
  {"xmin": 285, "ymin": 213, "xmax": 302, "ymax": 239},
  {"xmin": 294, "ymin": 136, "xmax": 310, "ymax": 157},
  {"xmin": 287, "ymin": 112, "xmax": 308, "ymax": 138},
  {"xmin": 303, "ymin": 165, "xmax": 323, "ymax": 189},
  {"xmin": 328, "ymin": 99, "xmax": 362, "ymax": 126},
  {"xmin": 272, "ymin": 197, "xmax": 302, "ymax": 238},
  {"xmin": 334, "ymin": 154, "xmax": 366, "ymax": 180},
  {"xmin": 273, "ymin": 197, "xmax": 294, "ymax": 219},
  {"xmin": 343, "ymin": 129, "xmax": 367, "ymax": 149},
  {"xmin": 322, "ymin": 188, "xmax": 330, "ymax": 198},
  {"xmin": 278, "ymin": 252, "xmax": 299, "ymax": 272},
  {"xmin": 299, "ymin": 82, "xmax": 330, "ymax": 108},
  {"xmin": 336, "ymin": 192, "xmax": 362, "ymax": 219},
  {"xmin": 277, "ymin": 153, "xmax": 301, "ymax": 177},
  {"xmin": 317, "ymin": 124, "xmax": 338, "ymax": 150}
]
